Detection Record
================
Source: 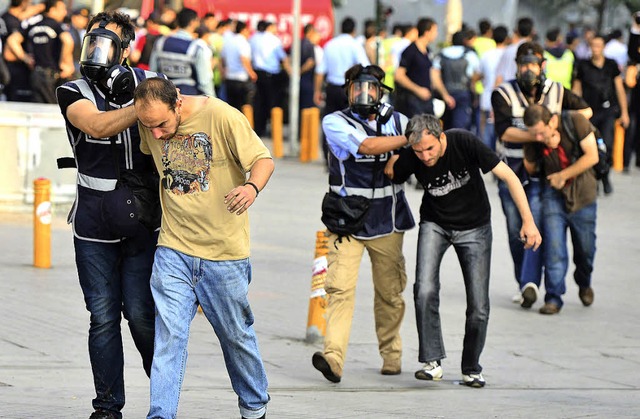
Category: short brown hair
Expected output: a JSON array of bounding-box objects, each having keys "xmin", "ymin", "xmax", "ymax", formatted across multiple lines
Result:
[{"xmin": 134, "ymin": 77, "xmax": 179, "ymax": 111}]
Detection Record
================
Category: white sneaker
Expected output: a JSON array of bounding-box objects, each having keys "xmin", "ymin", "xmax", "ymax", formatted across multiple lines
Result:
[
  {"xmin": 520, "ymin": 282, "xmax": 539, "ymax": 309},
  {"xmin": 462, "ymin": 372, "xmax": 486, "ymax": 388},
  {"xmin": 414, "ymin": 361, "xmax": 443, "ymax": 380},
  {"xmin": 512, "ymin": 290, "xmax": 523, "ymax": 304}
]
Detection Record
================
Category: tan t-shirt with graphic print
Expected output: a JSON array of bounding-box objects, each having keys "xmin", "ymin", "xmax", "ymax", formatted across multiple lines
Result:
[{"xmin": 139, "ymin": 97, "xmax": 272, "ymax": 261}]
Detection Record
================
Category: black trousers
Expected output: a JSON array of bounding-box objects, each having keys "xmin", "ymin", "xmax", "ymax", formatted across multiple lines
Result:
[
  {"xmin": 254, "ymin": 70, "xmax": 283, "ymax": 137},
  {"xmin": 226, "ymin": 79, "xmax": 255, "ymax": 112},
  {"xmin": 30, "ymin": 67, "xmax": 60, "ymax": 104}
]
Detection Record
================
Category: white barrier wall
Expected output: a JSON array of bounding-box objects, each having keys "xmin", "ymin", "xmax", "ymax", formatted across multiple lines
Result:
[{"xmin": 0, "ymin": 102, "xmax": 76, "ymax": 207}]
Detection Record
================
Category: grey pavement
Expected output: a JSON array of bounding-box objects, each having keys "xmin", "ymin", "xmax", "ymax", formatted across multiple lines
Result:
[{"xmin": 1, "ymin": 155, "xmax": 639, "ymax": 419}]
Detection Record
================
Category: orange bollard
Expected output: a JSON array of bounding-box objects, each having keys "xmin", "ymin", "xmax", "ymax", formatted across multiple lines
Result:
[
  {"xmin": 306, "ymin": 230, "xmax": 329, "ymax": 343},
  {"xmin": 299, "ymin": 108, "xmax": 312, "ymax": 162},
  {"xmin": 612, "ymin": 120, "xmax": 625, "ymax": 171},
  {"xmin": 242, "ymin": 104, "xmax": 254, "ymax": 129},
  {"xmin": 33, "ymin": 178, "xmax": 52, "ymax": 268},
  {"xmin": 308, "ymin": 107, "xmax": 321, "ymax": 161},
  {"xmin": 271, "ymin": 107, "xmax": 284, "ymax": 158}
]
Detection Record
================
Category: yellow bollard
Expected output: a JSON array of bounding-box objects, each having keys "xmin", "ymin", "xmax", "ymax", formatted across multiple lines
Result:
[
  {"xmin": 308, "ymin": 107, "xmax": 321, "ymax": 161},
  {"xmin": 242, "ymin": 104, "xmax": 254, "ymax": 129},
  {"xmin": 271, "ymin": 107, "xmax": 284, "ymax": 158},
  {"xmin": 306, "ymin": 230, "xmax": 329, "ymax": 343},
  {"xmin": 33, "ymin": 178, "xmax": 52, "ymax": 268},
  {"xmin": 299, "ymin": 108, "xmax": 311, "ymax": 162},
  {"xmin": 612, "ymin": 120, "xmax": 625, "ymax": 171}
]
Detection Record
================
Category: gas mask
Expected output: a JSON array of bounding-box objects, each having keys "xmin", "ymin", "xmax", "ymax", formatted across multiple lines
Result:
[
  {"xmin": 80, "ymin": 20, "xmax": 133, "ymax": 95},
  {"xmin": 515, "ymin": 50, "xmax": 546, "ymax": 92},
  {"xmin": 347, "ymin": 72, "xmax": 393, "ymax": 122}
]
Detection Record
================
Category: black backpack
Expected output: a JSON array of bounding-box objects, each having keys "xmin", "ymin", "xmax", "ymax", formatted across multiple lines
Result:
[
  {"xmin": 561, "ymin": 111, "xmax": 610, "ymax": 180},
  {"xmin": 439, "ymin": 53, "xmax": 469, "ymax": 93}
]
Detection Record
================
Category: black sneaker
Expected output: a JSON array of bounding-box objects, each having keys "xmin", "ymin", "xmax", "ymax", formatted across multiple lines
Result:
[
  {"xmin": 462, "ymin": 373, "xmax": 486, "ymax": 388},
  {"xmin": 312, "ymin": 352, "xmax": 341, "ymax": 383},
  {"xmin": 520, "ymin": 283, "xmax": 538, "ymax": 309}
]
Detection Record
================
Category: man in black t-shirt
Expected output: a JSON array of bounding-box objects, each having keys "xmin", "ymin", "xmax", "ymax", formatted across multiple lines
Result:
[
  {"xmin": 386, "ymin": 113, "xmax": 541, "ymax": 388},
  {"xmin": 6, "ymin": 0, "xmax": 74, "ymax": 103},
  {"xmin": 573, "ymin": 33, "xmax": 629, "ymax": 194},
  {"xmin": 0, "ymin": 0, "xmax": 45, "ymax": 101},
  {"xmin": 394, "ymin": 17, "xmax": 441, "ymax": 117}
]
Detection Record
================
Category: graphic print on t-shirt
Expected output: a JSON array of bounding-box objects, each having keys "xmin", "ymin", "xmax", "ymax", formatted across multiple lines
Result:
[
  {"xmin": 427, "ymin": 168, "xmax": 470, "ymax": 197},
  {"xmin": 161, "ymin": 131, "xmax": 212, "ymax": 194}
]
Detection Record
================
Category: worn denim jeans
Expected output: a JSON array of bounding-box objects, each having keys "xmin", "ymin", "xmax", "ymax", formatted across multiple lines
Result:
[
  {"xmin": 147, "ymin": 246, "xmax": 269, "ymax": 419},
  {"xmin": 498, "ymin": 178, "xmax": 544, "ymax": 288},
  {"xmin": 414, "ymin": 221, "xmax": 491, "ymax": 375},
  {"xmin": 74, "ymin": 234, "xmax": 157, "ymax": 418},
  {"xmin": 542, "ymin": 185, "xmax": 597, "ymax": 307}
]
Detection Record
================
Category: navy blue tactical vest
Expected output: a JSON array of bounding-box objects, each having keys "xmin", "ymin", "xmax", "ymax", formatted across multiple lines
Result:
[
  {"xmin": 154, "ymin": 35, "xmax": 201, "ymax": 95},
  {"xmin": 327, "ymin": 109, "xmax": 415, "ymax": 239},
  {"xmin": 57, "ymin": 67, "xmax": 163, "ymax": 241}
]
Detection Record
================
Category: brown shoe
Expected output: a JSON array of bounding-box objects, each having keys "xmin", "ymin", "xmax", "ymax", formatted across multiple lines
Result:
[
  {"xmin": 312, "ymin": 352, "xmax": 342, "ymax": 383},
  {"xmin": 579, "ymin": 287, "xmax": 594, "ymax": 306},
  {"xmin": 539, "ymin": 302, "xmax": 561, "ymax": 315},
  {"xmin": 381, "ymin": 358, "xmax": 401, "ymax": 375}
]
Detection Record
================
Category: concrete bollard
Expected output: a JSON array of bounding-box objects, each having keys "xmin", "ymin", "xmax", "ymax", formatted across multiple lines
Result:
[
  {"xmin": 242, "ymin": 104, "xmax": 254, "ymax": 129},
  {"xmin": 308, "ymin": 107, "xmax": 321, "ymax": 161},
  {"xmin": 306, "ymin": 230, "xmax": 329, "ymax": 343},
  {"xmin": 33, "ymin": 178, "xmax": 52, "ymax": 268},
  {"xmin": 271, "ymin": 107, "xmax": 284, "ymax": 158},
  {"xmin": 612, "ymin": 120, "xmax": 624, "ymax": 171},
  {"xmin": 299, "ymin": 108, "xmax": 312, "ymax": 162}
]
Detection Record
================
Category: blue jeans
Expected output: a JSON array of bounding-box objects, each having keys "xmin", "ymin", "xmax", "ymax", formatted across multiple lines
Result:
[
  {"xmin": 498, "ymin": 178, "xmax": 544, "ymax": 288},
  {"xmin": 74, "ymin": 234, "xmax": 157, "ymax": 417},
  {"xmin": 147, "ymin": 247, "xmax": 269, "ymax": 419},
  {"xmin": 444, "ymin": 90, "xmax": 472, "ymax": 130},
  {"xmin": 542, "ymin": 185, "xmax": 597, "ymax": 307},
  {"xmin": 414, "ymin": 221, "xmax": 491, "ymax": 375},
  {"xmin": 482, "ymin": 111, "xmax": 496, "ymax": 151}
]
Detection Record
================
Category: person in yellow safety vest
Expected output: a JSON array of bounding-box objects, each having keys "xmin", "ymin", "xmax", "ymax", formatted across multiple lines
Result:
[
  {"xmin": 543, "ymin": 27, "xmax": 575, "ymax": 89},
  {"xmin": 381, "ymin": 23, "xmax": 404, "ymax": 90}
]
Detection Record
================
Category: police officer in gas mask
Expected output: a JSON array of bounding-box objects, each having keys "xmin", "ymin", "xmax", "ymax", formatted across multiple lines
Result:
[
  {"xmin": 312, "ymin": 64, "xmax": 416, "ymax": 383},
  {"xmin": 491, "ymin": 42, "xmax": 592, "ymax": 309},
  {"xmin": 55, "ymin": 10, "xmax": 166, "ymax": 419}
]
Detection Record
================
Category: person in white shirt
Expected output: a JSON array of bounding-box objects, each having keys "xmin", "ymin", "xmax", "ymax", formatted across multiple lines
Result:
[{"xmin": 221, "ymin": 20, "xmax": 256, "ymax": 111}]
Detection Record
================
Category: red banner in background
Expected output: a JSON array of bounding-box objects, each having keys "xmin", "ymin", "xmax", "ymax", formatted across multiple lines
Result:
[{"xmin": 182, "ymin": 0, "xmax": 334, "ymax": 49}]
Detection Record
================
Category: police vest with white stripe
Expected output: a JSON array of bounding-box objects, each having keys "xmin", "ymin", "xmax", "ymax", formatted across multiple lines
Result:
[
  {"xmin": 154, "ymin": 35, "xmax": 201, "ymax": 95},
  {"xmin": 494, "ymin": 79, "xmax": 564, "ymax": 181},
  {"xmin": 58, "ymin": 67, "xmax": 162, "ymax": 241},
  {"xmin": 327, "ymin": 109, "xmax": 415, "ymax": 239}
]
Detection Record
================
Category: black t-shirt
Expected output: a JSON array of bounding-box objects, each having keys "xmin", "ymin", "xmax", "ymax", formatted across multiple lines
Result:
[
  {"xmin": 0, "ymin": 12, "xmax": 20, "ymax": 45},
  {"xmin": 300, "ymin": 37, "xmax": 315, "ymax": 83},
  {"xmin": 575, "ymin": 58, "xmax": 621, "ymax": 111},
  {"xmin": 392, "ymin": 129, "xmax": 500, "ymax": 230},
  {"xmin": 20, "ymin": 15, "xmax": 65, "ymax": 70},
  {"xmin": 1, "ymin": 12, "xmax": 23, "ymax": 59},
  {"xmin": 398, "ymin": 42, "xmax": 432, "ymax": 88}
]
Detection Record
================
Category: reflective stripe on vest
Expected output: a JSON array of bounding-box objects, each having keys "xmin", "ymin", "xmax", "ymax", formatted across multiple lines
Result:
[{"xmin": 155, "ymin": 36, "xmax": 198, "ymax": 88}]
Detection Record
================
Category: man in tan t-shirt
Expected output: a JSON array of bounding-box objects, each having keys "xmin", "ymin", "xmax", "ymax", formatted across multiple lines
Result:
[{"xmin": 133, "ymin": 77, "xmax": 274, "ymax": 419}]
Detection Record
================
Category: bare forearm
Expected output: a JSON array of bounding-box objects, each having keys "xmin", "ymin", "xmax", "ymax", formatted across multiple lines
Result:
[
  {"xmin": 247, "ymin": 157, "xmax": 275, "ymax": 191},
  {"xmin": 72, "ymin": 105, "xmax": 138, "ymax": 139},
  {"xmin": 501, "ymin": 126, "xmax": 535, "ymax": 143}
]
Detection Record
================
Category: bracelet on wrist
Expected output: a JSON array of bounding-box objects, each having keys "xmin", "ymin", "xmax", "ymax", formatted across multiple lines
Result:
[{"xmin": 244, "ymin": 181, "xmax": 260, "ymax": 197}]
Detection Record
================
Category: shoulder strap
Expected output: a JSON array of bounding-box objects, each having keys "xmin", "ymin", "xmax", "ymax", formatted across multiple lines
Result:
[{"xmin": 561, "ymin": 110, "xmax": 581, "ymax": 160}]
